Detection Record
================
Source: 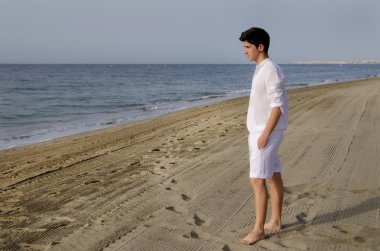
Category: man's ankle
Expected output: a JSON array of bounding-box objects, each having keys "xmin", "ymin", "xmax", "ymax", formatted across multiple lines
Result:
[{"xmin": 253, "ymin": 225, "xmax": 265, "ymax": 233}]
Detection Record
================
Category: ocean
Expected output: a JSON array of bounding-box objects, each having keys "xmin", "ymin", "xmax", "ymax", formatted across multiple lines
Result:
[{"xmin": 1, "ymin": 64, "xmax": 379, "ymax": 150}]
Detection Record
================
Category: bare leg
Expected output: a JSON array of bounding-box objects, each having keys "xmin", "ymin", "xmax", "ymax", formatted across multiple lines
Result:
[
  {"xmin": 265, "ymin": 172, "xmax": 283, "ymax": 231},
  {"xmin": 241, "ymin": 178, "xmax": 267, "ymax": 245}
]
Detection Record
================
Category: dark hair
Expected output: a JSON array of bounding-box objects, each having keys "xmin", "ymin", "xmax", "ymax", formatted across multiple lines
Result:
[{"xmin": 239, "ymin": 27, "xmax": 270, "ymax": 53}]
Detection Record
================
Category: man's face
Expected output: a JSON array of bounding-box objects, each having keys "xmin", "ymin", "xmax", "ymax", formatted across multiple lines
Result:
[{"xmin": 243, "ymin": 41, "xmax": 260, "ymax": 62}]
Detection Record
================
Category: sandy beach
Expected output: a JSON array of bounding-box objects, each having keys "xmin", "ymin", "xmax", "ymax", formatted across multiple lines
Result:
[{"xmin": 1, "ymin": 78, "xmax": 380, "ymax": 251}]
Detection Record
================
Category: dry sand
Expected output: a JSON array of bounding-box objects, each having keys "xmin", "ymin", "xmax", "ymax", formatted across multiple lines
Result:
[{"xmin": 1, "ymin": 78, "xmax": 380, "ymax": 251}]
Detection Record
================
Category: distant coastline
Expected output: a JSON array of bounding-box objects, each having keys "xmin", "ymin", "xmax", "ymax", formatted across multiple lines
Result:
[{"xmin": 292, "ymin": 60, "xmax": 380, "ymax": 64}]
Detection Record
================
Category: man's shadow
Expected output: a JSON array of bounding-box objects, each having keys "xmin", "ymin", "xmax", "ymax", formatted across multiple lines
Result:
[{"xmin": 278, "ymin": 195, "xmax": 380, "ymax": 233}]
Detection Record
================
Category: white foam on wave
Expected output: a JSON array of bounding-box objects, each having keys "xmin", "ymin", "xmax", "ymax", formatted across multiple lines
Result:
[
  {"xmin": 186, "ymin": 94, "xmax": 225, "ymax": 102},
  {"xmin": 227, "ymin": 89, "xmax": 250, "ymax": 94}
]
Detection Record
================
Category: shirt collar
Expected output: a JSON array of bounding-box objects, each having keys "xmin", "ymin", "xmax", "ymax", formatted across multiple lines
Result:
[{"xmin": 256, "ymin": 57, "xmax": 271, "ymax": 69}]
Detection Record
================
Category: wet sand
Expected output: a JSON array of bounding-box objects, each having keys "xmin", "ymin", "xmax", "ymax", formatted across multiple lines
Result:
[{"xmin": 1, "ymin": 78, "xmax": 380, "ymax": 250}]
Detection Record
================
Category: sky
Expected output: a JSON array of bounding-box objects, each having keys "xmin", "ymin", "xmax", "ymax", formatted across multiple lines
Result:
[{"xmin": 1, "ymin": 0, "xmax": 379, "ymax": 64}]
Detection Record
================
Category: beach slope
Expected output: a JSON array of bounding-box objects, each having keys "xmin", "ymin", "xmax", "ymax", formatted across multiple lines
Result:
[{"xmin": 1, "ymin": 78, "xmax": 380, "ymax": 250}]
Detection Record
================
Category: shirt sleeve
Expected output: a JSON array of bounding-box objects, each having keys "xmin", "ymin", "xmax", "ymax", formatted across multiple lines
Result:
[{"xmin": 265, "ymin": 68, "xmax": 285, "ymax": 108}]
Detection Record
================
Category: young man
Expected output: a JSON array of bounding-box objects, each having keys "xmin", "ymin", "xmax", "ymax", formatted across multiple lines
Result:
[{"xmin": 239, "ymin": 27, "xmax": 288, "ymax": 245}]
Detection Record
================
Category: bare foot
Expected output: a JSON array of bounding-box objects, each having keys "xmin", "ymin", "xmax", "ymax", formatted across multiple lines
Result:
[
  {"xmin": 264, "ymin": 221, "xmax": 282, "ymax": 232},
  {"xmin": 240, "ymin": 229, "xmax": 265, "ymax": 245}
]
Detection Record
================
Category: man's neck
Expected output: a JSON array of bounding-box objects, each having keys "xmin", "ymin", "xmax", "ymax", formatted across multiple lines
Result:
[{"xmin": 255, "ymin": 54, "xmax": 269, "ymax": 65}]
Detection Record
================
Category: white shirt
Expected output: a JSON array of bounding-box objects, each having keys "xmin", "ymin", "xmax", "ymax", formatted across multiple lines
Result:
[{"xmin": 247, "ymin": 58, "xmax": 288, "ymax": 133}]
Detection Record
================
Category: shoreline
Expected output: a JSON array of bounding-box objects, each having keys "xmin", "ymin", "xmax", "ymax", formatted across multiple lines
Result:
[
  {"xmin": 1, "ymin": 77, "xmax": 380, "ymax": 250},
  {"xmin": 2, "ymin": 76, "xmax": 380, "ymax": 153}
]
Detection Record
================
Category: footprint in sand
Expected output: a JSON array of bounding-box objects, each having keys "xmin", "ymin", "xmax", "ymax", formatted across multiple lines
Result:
[
  {"xmin": 332, "ymin": 225, "xmax": 348, "ymax": 234},
  {"xmin": 165, "ymin": 205, "xmax": 185, "ymax": 214},
  {"xmin": 283, "ymin": 184, "xmax": 330, "ymax": 206},
  {"xmin": 164, "ymin": 179, "xmax": 177, "ymax": 191},
  {"xmin": 165, "ymin": 206, "xmax": 176, "ymax": 212},
  {"xmin": 2, "ymin": 170, "xmax": 13, "ymax": 175},
  {"xmin": 84, "ymin": 180, "xmax": 101, "ymax": 185},
  {"xmin": 130, "ymin": 161, "xmax": 141, "ymax": 167},
  {"xmin": 181, "ymin": 194, "xmax": 191, "ymax": 201},
  {"xmin": 183, "ymin": 230, "xmax": 199, "ymax": 239},
  {"xmin": 296, "ymin": 212, "xmax": 307, "ymax": 224},
  {"xmin": 353, "ymin": 236, "xmax": 366, "ymax": 243},
  {"xmin": 222, "ymin": 244, "xmax": 232, "ymax": 251},
  {"xmin": 193, "ymin": 213, "xmax": 205, "ymax": 226}
]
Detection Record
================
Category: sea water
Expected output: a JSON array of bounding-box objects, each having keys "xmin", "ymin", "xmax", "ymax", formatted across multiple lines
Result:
[{"xmin": 1, "ymin": 64, "xmax": 379, "ymax": 150}]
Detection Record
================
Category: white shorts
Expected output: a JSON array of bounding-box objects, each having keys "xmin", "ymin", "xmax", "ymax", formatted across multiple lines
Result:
[{"xmin": 248, "ymin": 130, "xmax": 284, "ymax": 179}]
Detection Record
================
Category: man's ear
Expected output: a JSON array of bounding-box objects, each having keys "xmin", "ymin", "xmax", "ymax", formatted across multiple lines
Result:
[{"xmin": 258, "ymin": 44, "xmax": 265, "ymax": 52}]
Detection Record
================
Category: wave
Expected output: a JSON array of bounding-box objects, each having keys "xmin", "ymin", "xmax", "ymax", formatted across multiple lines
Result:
[
  {"xmin": 227, "ymin": 89, "xmax": 250, "ymax": 94},
  {"xmin": 100, "ymin": 118, "xmax": 124, "ymax": 125},
  {"xmin": 186, "ymin": 94, "xmax": 225, "ymax": 102},
  {"xmin": 143, "ymin": 105, "xmax": 159, "ymax": 111},
  {"xmin": 186, "ymin": 89, "xmax": 250, "ymax": 102}
]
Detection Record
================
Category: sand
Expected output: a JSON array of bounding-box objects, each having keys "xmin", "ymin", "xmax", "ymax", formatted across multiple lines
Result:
[{"xmin": 1, "ymin": 78, "xmax": 380, "ymax": 251}]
